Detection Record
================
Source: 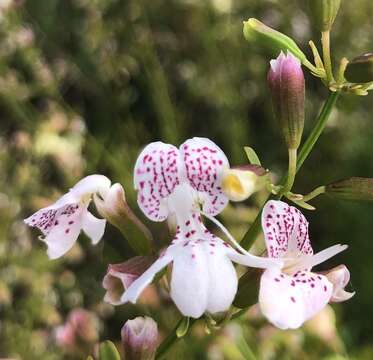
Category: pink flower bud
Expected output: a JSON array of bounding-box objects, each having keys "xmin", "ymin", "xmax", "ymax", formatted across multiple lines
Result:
[
  {"xmin": 121, "ymin": 316, "xmax": 158, "ymax": 360},
  {"xmin": 268, "ymin": 52, "xmax": 305, "ymax": 150},
  {"xmin": 55, "ymin": 323, "xmax": 76, "ymax": 348},
  {"xmin": 55, "ymin": 308, "xmax": 99, "ymax": 352},
  {"xmin": 103, "ymin": 256, "xmax": 154, "ymax": 305},
  {"xmin": 324, "ymin": 265, "xmax": 355, "ymax": 303}
]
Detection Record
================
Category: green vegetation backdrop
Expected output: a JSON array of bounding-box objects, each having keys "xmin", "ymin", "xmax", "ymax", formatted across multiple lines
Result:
[{"xmin": 0, "ymin": 0, "xmax": 372, "ymax": 358}]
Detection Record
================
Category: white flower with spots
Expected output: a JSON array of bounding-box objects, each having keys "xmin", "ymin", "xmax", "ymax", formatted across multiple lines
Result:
[
  {"xmin": 259, "ymin": 200, "xmax": 353, "ymax": 329},
  {"xmin": 24, "ymin": 175, "xmax": 111, "ymax": 259},
  {"xmin": 118, "ymin": 137, "xmax": 280, "ymax": 318}
]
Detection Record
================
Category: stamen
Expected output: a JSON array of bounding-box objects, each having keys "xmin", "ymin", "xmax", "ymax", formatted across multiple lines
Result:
[{"xmin": 201, "ymin": 211, "xmax": 252, "ymax": 256}]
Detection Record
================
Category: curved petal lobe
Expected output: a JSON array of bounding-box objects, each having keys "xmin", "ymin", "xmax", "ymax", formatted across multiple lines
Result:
[
  {"xmin": 82, "ymin": 211, "xmax": 106, "ymax": 244},
  {"xmin": 259, "ymin": 268, "xmax": 333, "ymax": 329},
  {"xmin": 70, "ymin": 174, "xmax": 111, "ymax": 198},
  {"xmin": 134, "ymin": 142, "xmax": 180, "ymax": 221},
  {"xmin": 180, "ymin": 137, "xmax": 229, "ymax": 216},
  {"xmin": 205, "ymin": 241, "xmax": 238, "ymax": 313},
  {"xmin": 122, "ymin": 252, "xmax": 174, "ymax": 304},
  {"xmin": 170, "ymin": 243, "xmax": 209, "ymax": 318}
]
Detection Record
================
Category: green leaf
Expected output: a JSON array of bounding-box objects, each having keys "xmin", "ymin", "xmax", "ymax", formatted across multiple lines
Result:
[
  {"xmin": 244, "ymin": 147, "xmax": 261, "ymax": 166},
  {"xmin": 243, "ymin": 19, "xmax": 306, "ymax": 63},
  {"xmin": 236, "ymin": 336, "xmax": 257, "ymax": 360},
  {"xmin": 99, "ymin": 341, "xmax": 121, "ymax": 360},
  {"xmin": 176, "ymin": 317, "xmax": 190, "ymax": 338}
]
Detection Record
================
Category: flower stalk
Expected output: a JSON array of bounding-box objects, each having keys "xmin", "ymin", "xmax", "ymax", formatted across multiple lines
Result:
[
  {"xmin": 240, "ymin": 91, "xmax": 340, "ymax": 250},
  {"xmin": 321, "ymin": 30, "xmax": 335, "ymax": 83}
]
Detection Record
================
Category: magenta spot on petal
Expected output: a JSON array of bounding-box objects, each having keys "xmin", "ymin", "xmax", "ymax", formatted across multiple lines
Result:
[
  {"xmin": 324, "ymin": 285, "xmax": 327, "ymax": 292},
  {"xmin": 65, "ymin": 228, "xmax": 70, "ymax": 234},
  {"xmin": 68, "ymin": 221, "xmax": 74, "ymax": 225},
  {"xmin": 290, "ymin": 296, "xmax": 296, "ymax": 303}
]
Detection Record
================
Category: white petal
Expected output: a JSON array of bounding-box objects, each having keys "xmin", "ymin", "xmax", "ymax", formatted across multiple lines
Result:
[
  {"xmin": 82, "ymin": 211, "xmax": 106, "ymax": 245},
  {"xmin": 170, "ymin": 243, "xmax": 209, "ymax": 318},
  {"xmin": 121, "ymin": 252, "xmax": 174, "ymax": 304},
  {"xmin": 42, "ymin": 205, "xmax": 86, "ymax": 259},
  {"xmin": 205, "ymin": 242, "xmax": 238, "ymax": 313},
  {"xmin": 324, "ymin": 264, "xmax": 355, "ymax": 303},
  {"xmin": 70, "ymin": 174, "xmax": 111, "ymax": 199},
  {"xmin": 303, "ymin": 244, "xmax": 348, "ymax": 269},
  {"xmin": 262, "ymin": 200, "xmax": 313, "ymax": 258},
  {"xmin": 134, "ymin": 142, "xmax": 181, "ymax": 221},
  {"xmin": 227, "ymin": 248, "xmax": 283, "ymax": 269},
  {"xmin": 259, "ymin": 268, "xmax": 333, "ymax": 329},
  {"xmin": 180, "ymin": 137, "xmax": 229, "ymax": 216}
]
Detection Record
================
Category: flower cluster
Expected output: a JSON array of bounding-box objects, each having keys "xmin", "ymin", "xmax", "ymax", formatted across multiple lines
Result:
[{"xmin": 24, "ymin": 136, "xmax": 353, "ymax": 332}]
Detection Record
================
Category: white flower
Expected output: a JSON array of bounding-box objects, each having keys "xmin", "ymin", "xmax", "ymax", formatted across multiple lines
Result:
[
  {"xmin": 115, "ymin": 137, "xmax": 280, "ymax": 318},
  {"xmin": 24, "ymin": 175, "xmax": 111, "ymax": 259},
  {"xmin": 259, "ymin": 200, "xmax": 353, "ymax": 329}
]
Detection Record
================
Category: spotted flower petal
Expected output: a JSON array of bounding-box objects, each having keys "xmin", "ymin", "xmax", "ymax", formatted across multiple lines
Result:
[
  {"xmin": 134, "ymin": 142, "xmax": 181, "ymax": 221},
  {"xmin": 262, "ymin": 200, "xmax": 313, "ymax": 258},
  {"xmin": 41, "ymin": 204, "xmax": 87, "ymax": 259},
  {"xmin": 259, "ymin": 268, "xmax": 333, "ymax": 329},
  {"xmin": 180, "ymin": 137, "xmax": 229, "ymax": 216},
  {"xmin": 24, "ymin": 174, "xmax": 111, "ymax": 259}
]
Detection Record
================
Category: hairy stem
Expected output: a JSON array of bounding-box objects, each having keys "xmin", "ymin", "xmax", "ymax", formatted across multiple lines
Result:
[{"xmin": 240, "ymin": 91, "xmax": 340, "ymax": 249}]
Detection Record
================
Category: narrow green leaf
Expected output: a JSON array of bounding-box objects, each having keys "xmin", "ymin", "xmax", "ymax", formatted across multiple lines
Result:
[
  {"xmin": 236, "ymin": 336, "xmax": 257, "ymax": 360},
  {"xmin": 176, "ymin": 317, "xmax": 190, "ymax": 338},
  {"xmin": 244, "ymin": 147, "xmax": 261, "ymax": 166},
  {"xmin": 99, "ymin": 341, "xmax": 121, "ymax": 360}
]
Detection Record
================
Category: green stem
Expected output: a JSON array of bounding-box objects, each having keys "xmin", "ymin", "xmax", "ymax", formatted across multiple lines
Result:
[
  {"xmin": 240, "ymin": 91, "xmax": 340, "ymax": 249},
  {"xmin": 302, "ymin": 185, "xmax": 326, "ymax": 202},
  {"xmin": 321, "ymin": 31, "xmax": 334, "ymax": 83},
  {"xmin": 155, "ymin": 318, "xmax": 196, "ymax": 359},
  {"xmin": 281, "ymin": 148, "xmax": 297, "ymax": 195}
]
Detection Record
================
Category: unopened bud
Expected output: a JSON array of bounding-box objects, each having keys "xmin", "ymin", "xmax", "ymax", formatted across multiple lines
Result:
[
  {"xmin": 268, "ymin": 52, "xmax": 305, "ymax": 149},
  {"xmin": 94, "ymin": 183, "xmax": 153, "ymax": 255},
  {"xmin": 103, "ymin": 256, "xmax": 154, "ymax": 305},
  {"xmin": 308, "ymin": 0, "xmax": 341, "ymax": 32},
  {"xmin": 345, "ymin": 53, "xmax": 373, "ymax": 83},
  {"xmin": 323, "ymin": 265, "xmax": 355, "ymax": 302},
  {"xmin": 243, "ymin": 18, "xmax": 306, "ymax": 63},
  {"xmin": 222, "ymin": 165, "xmax": 268, "ymax": 202},
  {"xmin": 326, "ymin": 177, "xmax": 373, "ymax": 201},
  {"xmin": 121, "ymin": 316, "xmax": 158, "ymax": 360}
]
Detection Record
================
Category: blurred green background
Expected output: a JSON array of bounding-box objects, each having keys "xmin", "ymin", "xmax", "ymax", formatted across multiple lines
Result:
[{"xmin": 0, "ymin": 0, "xmax": 372, "ymax": 358}]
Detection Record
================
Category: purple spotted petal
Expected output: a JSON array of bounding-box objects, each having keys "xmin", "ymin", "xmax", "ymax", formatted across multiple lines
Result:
[
  {"xmin": 134, "ymin": 142, "xmax": 181, "ymax": 221},
  {"xmin": 262, "ymin": 200, "xmax": 313, "ymax": 259},
  {"xmin": 259, "ymin": 268, "xmax": 333, "ymax": 329},
  {"xmin": 24, "ymin": 203, "xmax": 82, "ymax": 236},
  {"xmin": 180, "ymin": 137, "xmax": 229, "ymax": 216}
]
